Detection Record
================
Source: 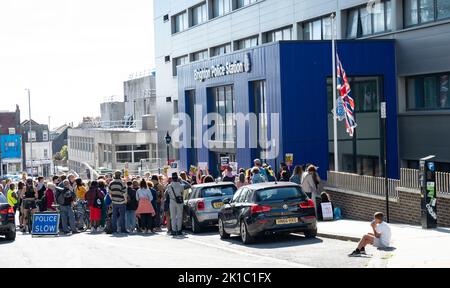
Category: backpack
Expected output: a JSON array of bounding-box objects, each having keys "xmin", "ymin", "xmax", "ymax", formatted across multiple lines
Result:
[
  {"xmin": 334, "ymin": 207, "xmax": 342, "ymax": 220},
  {"xmin": 39, "ymin": 195, "xmax": 47, "ymax": 212},
  {"xmin": 126, "ymin": 189, "xmax": 139, "ymax": 211},
  {"xmin": 93, "ymin": 191, "xmax": 104, "ymax": 209}
]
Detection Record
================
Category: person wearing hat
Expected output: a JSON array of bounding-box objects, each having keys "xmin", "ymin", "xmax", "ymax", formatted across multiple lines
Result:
[
  {"xmin": 109, "ymin": 170, "xmax": 128, "ymax": 234},
  {"xmin": 165, "ymin": 172, "xmax": 185, "ymax": 236}
]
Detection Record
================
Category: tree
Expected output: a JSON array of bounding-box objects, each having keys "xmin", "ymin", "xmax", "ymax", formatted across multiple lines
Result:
[{"xmin": 60, "ymin": 145, "xmax": 68, "ymax": 161}]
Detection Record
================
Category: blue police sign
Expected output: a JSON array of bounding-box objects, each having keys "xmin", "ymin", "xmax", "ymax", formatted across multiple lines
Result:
[
  {"xmin": 0, "ymin": 134, "xmax": 22, "ymax": 159},
  {"xmin": 32, "ymin": 213, "xmax": 60, "ymax": 236}
]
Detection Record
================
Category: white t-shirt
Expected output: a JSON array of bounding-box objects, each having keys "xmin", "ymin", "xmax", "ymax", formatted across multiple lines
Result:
[{"xmin": 375, "ymin": 222, "xmax": 392, "ymax": 248}]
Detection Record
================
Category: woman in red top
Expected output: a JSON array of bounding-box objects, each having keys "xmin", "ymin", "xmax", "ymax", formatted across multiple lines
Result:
[
  {"xmin": 85, "ymin": 181, "xmax": 104, "ymax": 232},
  {"xmin": 45, "ymin": 183, "xmax": 56, "ymax": 211}
]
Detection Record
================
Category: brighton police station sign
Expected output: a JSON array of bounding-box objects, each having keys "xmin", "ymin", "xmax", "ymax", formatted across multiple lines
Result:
[{"xmin": 194, "ymin": 53, "xmax": 251, "ymax": 82}]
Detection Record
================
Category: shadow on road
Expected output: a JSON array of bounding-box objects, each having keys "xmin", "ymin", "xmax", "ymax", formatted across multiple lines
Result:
[
  {"xmin": 185, "ymin": 227, "xmax": 323, "ymax": 249},
  {"xmin": 378, "ymin": 247, "xmax": 397, "ymax": 252}
]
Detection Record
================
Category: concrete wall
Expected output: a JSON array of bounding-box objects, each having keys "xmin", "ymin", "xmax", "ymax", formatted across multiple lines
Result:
[
  {"xmin": 100, "ymin": 102, "xmax": 125, "ymax": 123},
  {"xmin": 123, "ymin": 75, "xmax": 157, "ymax": 122}
]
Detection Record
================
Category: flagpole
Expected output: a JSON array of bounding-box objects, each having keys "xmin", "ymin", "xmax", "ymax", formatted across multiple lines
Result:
[{"xmin": 331, "ymin": 13, "xmax": 339, "ymax": 172}]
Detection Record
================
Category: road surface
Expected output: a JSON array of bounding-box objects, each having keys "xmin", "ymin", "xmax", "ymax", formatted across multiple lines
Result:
[{"xmin": 0, "ymin": 228, "xmax": 372, "ymax": 268}]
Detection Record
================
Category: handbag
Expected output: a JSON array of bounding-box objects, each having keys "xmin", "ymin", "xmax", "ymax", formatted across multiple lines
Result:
[{"xmin": 171, "ymin": 187, "xmax": 184, "ymax": 204}]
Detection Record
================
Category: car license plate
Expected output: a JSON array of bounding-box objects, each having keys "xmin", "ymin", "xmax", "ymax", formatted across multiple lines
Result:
[
  {"xmin": 213, "ymin": 202, "xmax": 224, "ymax": 209},
  {"xmin": 276, "ymin": 218, "xmax": 298, "ymax": 225}
]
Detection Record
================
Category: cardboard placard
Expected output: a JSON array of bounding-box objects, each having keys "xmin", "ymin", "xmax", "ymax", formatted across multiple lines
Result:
[{"xmin": 321, "ymin": 202, "xmax": 334, "ymax": 221}]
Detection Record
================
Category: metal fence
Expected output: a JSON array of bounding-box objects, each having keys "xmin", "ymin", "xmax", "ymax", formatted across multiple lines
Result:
[
  {"xmin": 328, "ymin": 168, "xmax": 450, "ymax": 198},
  {"xmin": 327, "ymin": 171, "xmax": 400, "ymax": 199}
]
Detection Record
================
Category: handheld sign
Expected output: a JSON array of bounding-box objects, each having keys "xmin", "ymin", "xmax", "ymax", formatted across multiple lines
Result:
[
  {"xmin": 220, "ymin": 157, "xmax": 230, "ymax": 171},
  {"xmin": 285, "ymin": 153, "xmax": 294, "ymax": 167},
  {"xmin": 32, "ymin": 213, "xmax": 60, "ymax": 236}
]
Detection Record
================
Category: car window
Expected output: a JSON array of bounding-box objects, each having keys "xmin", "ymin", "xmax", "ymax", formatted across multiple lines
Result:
[
  {"xmin": 256, "ymin": 187, "xmax": 306, "ymax": 202},
  {"xmin": 243, "ymin": 190, "xmax": 254, "ymax": 203},
  {"xmin": 0, "ymin": 193, "xmax": 7, "ymax": 203},
  {"xmin": 237, "ymin": 189, "xmax": 249, "ymax": 203},
  {"xmin": 186, "ymin": 189, "xmax": 194, "ymax": 200},
  {"xmin": 201, "ymin": 186, "xmax": 236, "ymax": 198},
  {"xmin": 232, "ymin": 188, "xmax": 243, "ymax": 203}
]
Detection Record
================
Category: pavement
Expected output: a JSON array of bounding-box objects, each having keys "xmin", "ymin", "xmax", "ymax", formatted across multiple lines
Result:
[
  {"xmin": 0, "ymin": 227, "xmax": 370, "ymax": 268},
  {"xmin": 317, "ymin": 219, "xmax": 450, "ymax": 268}
]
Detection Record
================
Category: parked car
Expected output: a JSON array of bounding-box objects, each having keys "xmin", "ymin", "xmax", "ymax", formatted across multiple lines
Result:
[
  {"xmin": 1, "ymin": 175, "xmax": 21, "ymax": 182},
  {"xmin": 183, "ymin": 182, "xmax": 237, "ymax": 233},
  {"xmin": 218, "ymin": 182, "xmax": 317, "ymax": 244},
  {"xmin": 0, "ymin": 193, "xmax": 16, "ymax": 241}
]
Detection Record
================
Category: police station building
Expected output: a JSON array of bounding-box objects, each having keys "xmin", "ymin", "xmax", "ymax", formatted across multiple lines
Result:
[
  {"xmin": 154, "ymin": 0, "xmax": 450, "ymax": 178},
  {"xmin": 176, "ymin": 40, "xmax": 399, "ymax": 179}
]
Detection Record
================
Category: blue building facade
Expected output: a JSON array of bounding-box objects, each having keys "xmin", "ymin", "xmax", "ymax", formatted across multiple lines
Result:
[{"xmin": 177, "ymin": 40, "xmax": 399, "ymax": 179}]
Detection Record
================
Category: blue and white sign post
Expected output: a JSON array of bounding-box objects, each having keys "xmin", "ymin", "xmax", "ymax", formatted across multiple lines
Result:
[{"xmin": 32, "ymin": 212, "xmax": 60, "ymax": 237}]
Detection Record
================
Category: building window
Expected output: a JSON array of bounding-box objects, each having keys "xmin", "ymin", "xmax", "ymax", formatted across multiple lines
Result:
[
  {"xmin": 235, "ymin": 35, "xmax": 259, "ymax": 50},
  {"xmin": 172, "ymin": 11, "xmax": 187, "ymax": 33},
  {"xmin": 346, "ymin": 0, "xmax": 392, "ymax": 38},
  {"xmin": 28, "ymin": 130, "xmax": 36, "ymax": 142},
  {"xmin": 263, "ymin": 26, "xmax": 293, "ymax": 43},
  {"xmin": 44, "ymin": 149, "xmax": 48, "ymax": 159},
  {"xmin": 43, "ymin": 130, "xmax": 48, "ymax": 141},
  {"xmin": 252, "ymin": 81, "xmax": 268, "ymax": 160},
  {"xmin": 116, "ymin": 145, "xmax": 151, "ymax": 163},
  {"xmin": 211, "ymin": 0, "xmax": 231, "ymax": 18},
  {"xmin": 407, "ymin": 72, "xmax": 450, "ymax": 110},
  {"xmin": 211, "ymin": 85, "xmax": 235, "ymax": 144},
  {"xmin": 191, "ymin": 50, "xmax": 209, "ymax": 62},
  {"xmin": 302, "ymin": 16, "xmax": 333, "ymax": 40},
  {"xmin": 234, "ymin": 0, "xmax": 258, "ymax": 9},
  {"xmin": 172, "ymin": 55, "xmax": 188, "ymax": 76},
  {"xmin": 210, "ymin": 43, "xmax": 232, "ymax": 57},
  {"xmin": 328, "ymin": 76, "xmax": 384, "ymax": 176},
  {"xmin": 404, "ymin": 0, "xmax": 450, "ymax": 26},
  {"xmin": 190, "ymin": 2, "xmax": 208, "ymax": 26}
]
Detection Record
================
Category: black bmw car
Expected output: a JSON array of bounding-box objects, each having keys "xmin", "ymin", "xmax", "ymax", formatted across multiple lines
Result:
[
  {"xmin": 0, "ymin": 193, "xmax": 16, "ymax": 241},
  {"xmin": 218, "ymin": 182, "xmax": 317, "ymax": 244}
]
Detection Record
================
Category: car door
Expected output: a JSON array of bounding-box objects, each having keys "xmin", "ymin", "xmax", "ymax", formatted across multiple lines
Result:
[
  {"xmin": 183, "ymin": 188, "xmax": 195, "ymax": 227},
  {"xmin": 230, "ymin": 188, "xmax": 248, "ymax": 234},
  {"xmin": 222, "ymin": 188, "xmax": 242, "ymax": 231}
]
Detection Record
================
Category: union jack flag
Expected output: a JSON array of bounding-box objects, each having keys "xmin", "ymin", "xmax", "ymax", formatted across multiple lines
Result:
[{"xmin": 336, "ymin": 53, "xmax": 357, "ymax": 137}]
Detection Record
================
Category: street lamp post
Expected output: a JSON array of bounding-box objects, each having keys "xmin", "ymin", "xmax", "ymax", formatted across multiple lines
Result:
[
  {"xmin": 165, "ymin": 132, "xmax": 172, "ymax": 166},
  {"xmin": 25, "ymin": 89, "xmax": 33, "ymax": 177}
]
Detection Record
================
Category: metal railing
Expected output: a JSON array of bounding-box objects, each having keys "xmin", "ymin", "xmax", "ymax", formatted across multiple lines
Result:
[
  {"xmin": 400, "ymin": 168, "xmax": 420, "ymax": 190},
  {"xmin": 437, "ymin": 172, "xmax": 450, "ymax": 195},
  {"xmin": 328, "ymin": 168, "xmax": 450, "ymax": 198},
  {"xmin": 327, "ymin": 171, "xmax": 400, "ymax": 199}
]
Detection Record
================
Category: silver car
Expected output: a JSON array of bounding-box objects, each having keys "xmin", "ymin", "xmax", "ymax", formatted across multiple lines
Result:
[{"xmin": 183, "ymin": 182, "xmax": 237, "ymax": 233}]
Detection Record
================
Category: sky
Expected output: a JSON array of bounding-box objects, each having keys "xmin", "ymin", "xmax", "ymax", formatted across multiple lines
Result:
[{"xmin": 0, "ymin": 0, "xmax": 155, "ymax": 129}]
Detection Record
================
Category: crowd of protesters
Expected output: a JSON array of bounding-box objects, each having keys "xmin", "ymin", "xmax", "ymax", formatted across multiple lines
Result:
[{"xmin": 0, "ymin": 158, "xmax": 323, "ymax": 237}]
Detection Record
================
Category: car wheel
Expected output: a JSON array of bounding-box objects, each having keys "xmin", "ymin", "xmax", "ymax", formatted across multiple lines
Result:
[
  {"xmin": 240, "ymin": 221, "xmax": 255, "ymax": 245},
  {"xmin": 304, "ymin": 228, "xmax": 317, "ymax": 239},
  {"xmin": 191, "ymin": 215, "xmax": 202, "ymax": 234},
  {"xmin": 218, "ymin": 217, "xmax": 230, "ymax": 240},
  {"xmin": 5, "ymin": 229, "xmax": 16, "ymax": 241}
]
